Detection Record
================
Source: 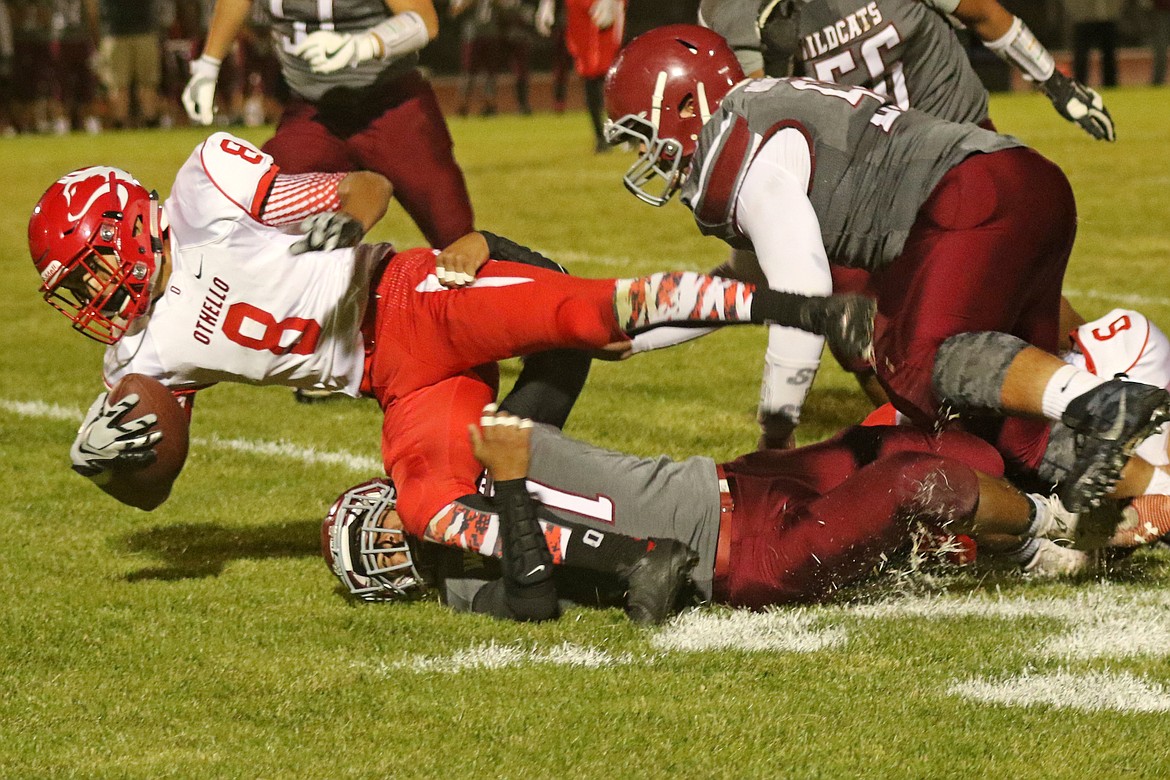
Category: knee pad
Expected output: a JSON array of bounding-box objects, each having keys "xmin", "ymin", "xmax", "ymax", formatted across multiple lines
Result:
[{"xmin": 932, "ymin": 332, "xmax": 1029, "ymax": 412}]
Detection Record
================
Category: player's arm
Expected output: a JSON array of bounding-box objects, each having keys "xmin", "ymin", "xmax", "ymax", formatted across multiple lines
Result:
[
  {"xmin": 433, "ymin": 231, "xmax": 567, "ymax": 287},
  {"xmin": 257, "ymin": 170, "xmax": 392, "ymax": 254},
  {"xmin": 293, "ymin": 0, "xmax": 437, "ymax": 75},
  {"xmin": 181, "ymin": 0, "xmax": 252, "ymax": 125},
  {"xmin": 734, "ymin": 127, "xmax": 833, "ymax": 443},
  {"xmin": 465, "ymin": 409, "xmax": 559, "ymax": 621},
  {"xmin": 942, "ymin": 0, "xmax": 1114, "ymax": 140}
]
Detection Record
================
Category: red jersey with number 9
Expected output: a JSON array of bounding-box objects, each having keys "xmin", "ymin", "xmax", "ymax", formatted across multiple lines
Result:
[{"xmin": 102, "ymin": 132, "xmax": 385, "ymax": 396}]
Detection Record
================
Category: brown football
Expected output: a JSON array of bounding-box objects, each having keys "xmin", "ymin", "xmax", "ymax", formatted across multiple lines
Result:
[{"xmin": 102, "ymin": 373, "xmax": 190, "ymax": 510}]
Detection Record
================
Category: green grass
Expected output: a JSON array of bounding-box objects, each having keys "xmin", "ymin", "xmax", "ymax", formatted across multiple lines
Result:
[{"xmin": 3, "ymin": 87, "xmax": 1170, "ymax": 778}]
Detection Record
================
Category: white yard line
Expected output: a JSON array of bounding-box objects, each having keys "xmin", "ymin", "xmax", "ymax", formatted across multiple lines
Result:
[
  {"xmin": 949, "ymin": 671, "xmax": 1170, "ymax": 713},
  {"xmin": 0, "ymin": 397, "xmax": 381, "ymax": 474},
  {"xmin": 365, "ymin": 642, "xmax": 644, "ymax": 673}
]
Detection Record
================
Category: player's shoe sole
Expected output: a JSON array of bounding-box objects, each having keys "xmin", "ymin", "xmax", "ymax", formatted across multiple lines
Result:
[
  {"xmin": 622, "ymin": 540, "xmax": 699, "ymax": 626},
  {"xmin": 1058, "ymin": 381, "xmax": 1170, "ymax": 512}
]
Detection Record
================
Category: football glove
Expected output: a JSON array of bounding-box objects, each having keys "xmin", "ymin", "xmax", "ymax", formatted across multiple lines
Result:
[
  {"xmin": 293, "ymin": 30, "xmax": 379, "ymax": 74},
  {"xmin": 797, "ymin": 294, "xmax": 875, "ymax": 368},
  {"xmin": 181, "ymin": 54, "xmax": 221, "ymax": 126},
  {"xmin": 535, "ymin": 0, "xmax": 555, "ymax": 36},
  {"xmin": 70, "ymin": 392, "xmax": 161, "ymax": 478},
  {"xmin": 1041, "ymin": 71, "xmax": 1115, "ymax": 142},
  {"xmin": 290, "ymin": 212, "xmax": 366, "ymax": 254},
  {"xmin": 589, "ymin": 0, "xmax": 618, "ymax": 30}
]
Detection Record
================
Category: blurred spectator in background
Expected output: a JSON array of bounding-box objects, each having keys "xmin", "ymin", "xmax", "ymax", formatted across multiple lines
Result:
[
  {"xmin": 183, "ymin": 0, "xmax": 473, "ymax": 250},
  {"xmin": 0, "ymin": 0, "xmax": 15, "ymax": 134},
  {"xmin": 50, "ymin": 0, "xmax": 101, "ymax": 133},
  {"xmin": 1063, "ymin": 0, "xmax": 1123, "ymax": 87},
  {"xmin": 83, "ymin": 0, "xmax": 163, "ymax": 128},
  {"xmin": 1149, "ymin": 0, "xmax": 1170, "ymax": 84},
  {"xmin": 451, "ymin": 0, "xmax": 501, "ymax": 115},
  {"xmin": 534, "ymin": 0, "xmax": 571, "ymax": 112},
  {"xmin": 496, "ymin": 0, "xmax": 535, "ymax": 114},
  {"xmin": 12, "ymin": 0, "xmax": 55, "ymax": 132},
  {"xmin": 536, "ymin": 0, "xmax": 623, "ymax": 152}
]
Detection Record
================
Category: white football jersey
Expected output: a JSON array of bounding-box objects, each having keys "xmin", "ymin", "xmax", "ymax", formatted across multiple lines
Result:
[
  {"xmin": 103, "ymin": 133, "xmax": 382, "ymax": 396},
  {"xmin": 1067, "ymin": 309, "xmax": 1170, "ymax": 466}
]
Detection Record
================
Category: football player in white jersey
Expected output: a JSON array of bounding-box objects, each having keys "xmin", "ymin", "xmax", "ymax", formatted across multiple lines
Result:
[{"xmin": 29, "ymin": 131, "xmax": 873, "ymax": 614}]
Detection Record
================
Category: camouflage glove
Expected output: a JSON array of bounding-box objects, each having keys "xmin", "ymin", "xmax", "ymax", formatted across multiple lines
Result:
[
  {"xmin": 797, "ymin": 294, "xmax": 875, "ymax": 368},
  {"xmin": 1041, "ymin": 71, "xmax": 1115, "ymax": 142},
  {"xmin": 290, "ymin": 212, "xmax": 366, "ymax": 255}
]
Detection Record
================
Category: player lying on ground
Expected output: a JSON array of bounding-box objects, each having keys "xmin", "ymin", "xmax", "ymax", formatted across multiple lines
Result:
[
  {"xmin": 28, "ymin": 133, "xmax": 871, "ymax": 613},
  {"xmin": 601, "ymin": 26, "xmax": 1170, "ymax": 513},
  {"xmin": 323, "ymin": 404, "xmax": 1126, "ymax": 622}
]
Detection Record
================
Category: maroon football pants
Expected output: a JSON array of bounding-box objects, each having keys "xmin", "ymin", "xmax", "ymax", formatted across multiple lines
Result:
[
  {"xmin": 719, "ymin": 426, "xmax": 997, "ymax": 608},
  {"xmin": 262, "ymin": 71, "xmax": 474, "ymax": 248},
  {"xmin": 871, "ymin": 146, "xmax": 1076, "ymax": 471}
]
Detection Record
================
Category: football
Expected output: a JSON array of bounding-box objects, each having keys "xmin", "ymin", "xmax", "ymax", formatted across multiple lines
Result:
[{"xmin": 102, "ymin": 373, "xmax": 190, "ymax": 510}]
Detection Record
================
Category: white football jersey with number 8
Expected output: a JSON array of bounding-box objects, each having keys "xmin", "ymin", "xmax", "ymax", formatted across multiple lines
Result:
[{"xmin": 103, "ymin": 133, "xmax": 381, "ymax": 396}]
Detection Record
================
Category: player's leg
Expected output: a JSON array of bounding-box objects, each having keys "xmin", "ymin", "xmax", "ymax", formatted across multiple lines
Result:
[
  {"xmin": 723, "ymin": 452, "xmax": 981, "ymax": 608},
  {"xmin": 369, "ymin": 248, "xmax": 872, "ymax": 402},
  {"xmin": 351, "ymin": 72, "xmax": 475, "ymax": 248},
  {"xmin": 260, "ymin": 99, "xmax": 353, "ymax": 173}
]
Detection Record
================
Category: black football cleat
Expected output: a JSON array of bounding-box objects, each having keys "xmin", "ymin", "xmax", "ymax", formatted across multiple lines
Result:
[
  {"xmin": 621, "ymin": 539, "xmax": 698, "ymax": 626},
  {"xmin": 1058, "ymin": 379, "xmax": 1170, "ymax": 512}
]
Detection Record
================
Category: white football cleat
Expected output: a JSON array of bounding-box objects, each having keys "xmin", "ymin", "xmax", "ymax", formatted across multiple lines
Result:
[{"xmin": 1023, "ymin": 539, "xmax": 1091, "ymax": 578}]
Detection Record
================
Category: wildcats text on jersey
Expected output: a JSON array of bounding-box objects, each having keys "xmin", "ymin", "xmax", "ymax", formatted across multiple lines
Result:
[{"xmin": 799, "ymin": 2, "xmax": 884, "ymax": 60}]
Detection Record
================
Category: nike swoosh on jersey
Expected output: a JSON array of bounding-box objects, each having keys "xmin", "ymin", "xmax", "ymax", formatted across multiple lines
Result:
[{"xmin": 193, "ymin": 257, "xmax": 204, "ymax": 279}]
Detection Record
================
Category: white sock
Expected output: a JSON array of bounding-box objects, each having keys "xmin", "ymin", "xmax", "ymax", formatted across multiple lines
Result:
[
  {"xmin": 1005, "ymin": 537, "xmax": 1042, "ymax": 565},
  {"xmin": 1041, "ymin": 364, "xmax": 1107, "ymax": 420},
  {"xmin": 1025, "ymin": 493, "xmax": 1050, "ymax": 536},
  {"xmin": 1144, "ymin": 466, "xmax": 1170, "ymax": 496}
]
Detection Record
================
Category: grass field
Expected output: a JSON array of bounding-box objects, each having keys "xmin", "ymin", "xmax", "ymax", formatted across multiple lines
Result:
[{"xmin": 3, "ymin": 87, "xmax": 1170, "ymax": 779}]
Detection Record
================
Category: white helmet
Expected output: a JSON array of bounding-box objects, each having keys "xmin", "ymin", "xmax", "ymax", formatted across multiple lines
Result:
[{"xmin": 321, "ymin": 478, "xmax": 426, "ymax": 601}]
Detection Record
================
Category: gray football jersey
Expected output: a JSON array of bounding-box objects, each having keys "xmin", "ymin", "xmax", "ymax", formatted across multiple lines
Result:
[
  {"xmin": 702, "ymin": 0, "xmax": 989, "ymax": 124},
  {"xmin": 261, "ymin": 0, "xmax": 417, "ymax": 101},
  {"xmin": 681, "ymin": 77, "xmax": 1021, "ymax": 270},
  {"xmin": 524, "ymin": 424, "xmax": 724, "ymax": 599}
]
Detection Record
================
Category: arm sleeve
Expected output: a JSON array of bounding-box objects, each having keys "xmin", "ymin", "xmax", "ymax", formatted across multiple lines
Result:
[
  {"xmin": 257, "ymin": 172, "xmax": 346, "ymax": 227},
  {"xmin": 462, "ymin": 481, "xmax": 558, "ymax": 621},
  {"xmin": 735, "ymin": 128, "xmax": 832, "ymax": 419}
]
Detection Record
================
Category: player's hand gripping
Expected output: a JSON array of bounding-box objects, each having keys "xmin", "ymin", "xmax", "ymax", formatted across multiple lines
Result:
[
  {"xmin": 798, "ymin": 293, "xmax": 875, "ymax": 368},
  {"xmin": 1041, "ymin": 71, "xmax": 1115, "ymax": 141},
  {"xmin": 293, "ymin": 30, "xmax": 378, "ymax": 74},
  {"xmin": 181, "ymin": 55, "xmax": 221, "ymax": 126},
  {"xmin": 290, "ymin": 212, "xmax": 366, "ymax": 254},
  {"xmin": 469, "ymin": 405, "xmax": 533, "ymax": 482},
  {"xmin": 70, "ymin": 393, "xmax": 162, "ymax": 478},
  {"xmin": 434, "ymin": 232, "xmax": 490, "ymax": 288}
]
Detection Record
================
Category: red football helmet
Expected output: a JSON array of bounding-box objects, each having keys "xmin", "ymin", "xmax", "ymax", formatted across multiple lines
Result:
[
  {"xmin": 29, "ymin": 166, "xmax": 164, "ymax": 344},
  {"xmin": 321, "ymin": 478, "xmax": 426, "ymax": 602},
  {"xmin": 604, "ymin": 24, "xmax": 745, "ymax": 205}
]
